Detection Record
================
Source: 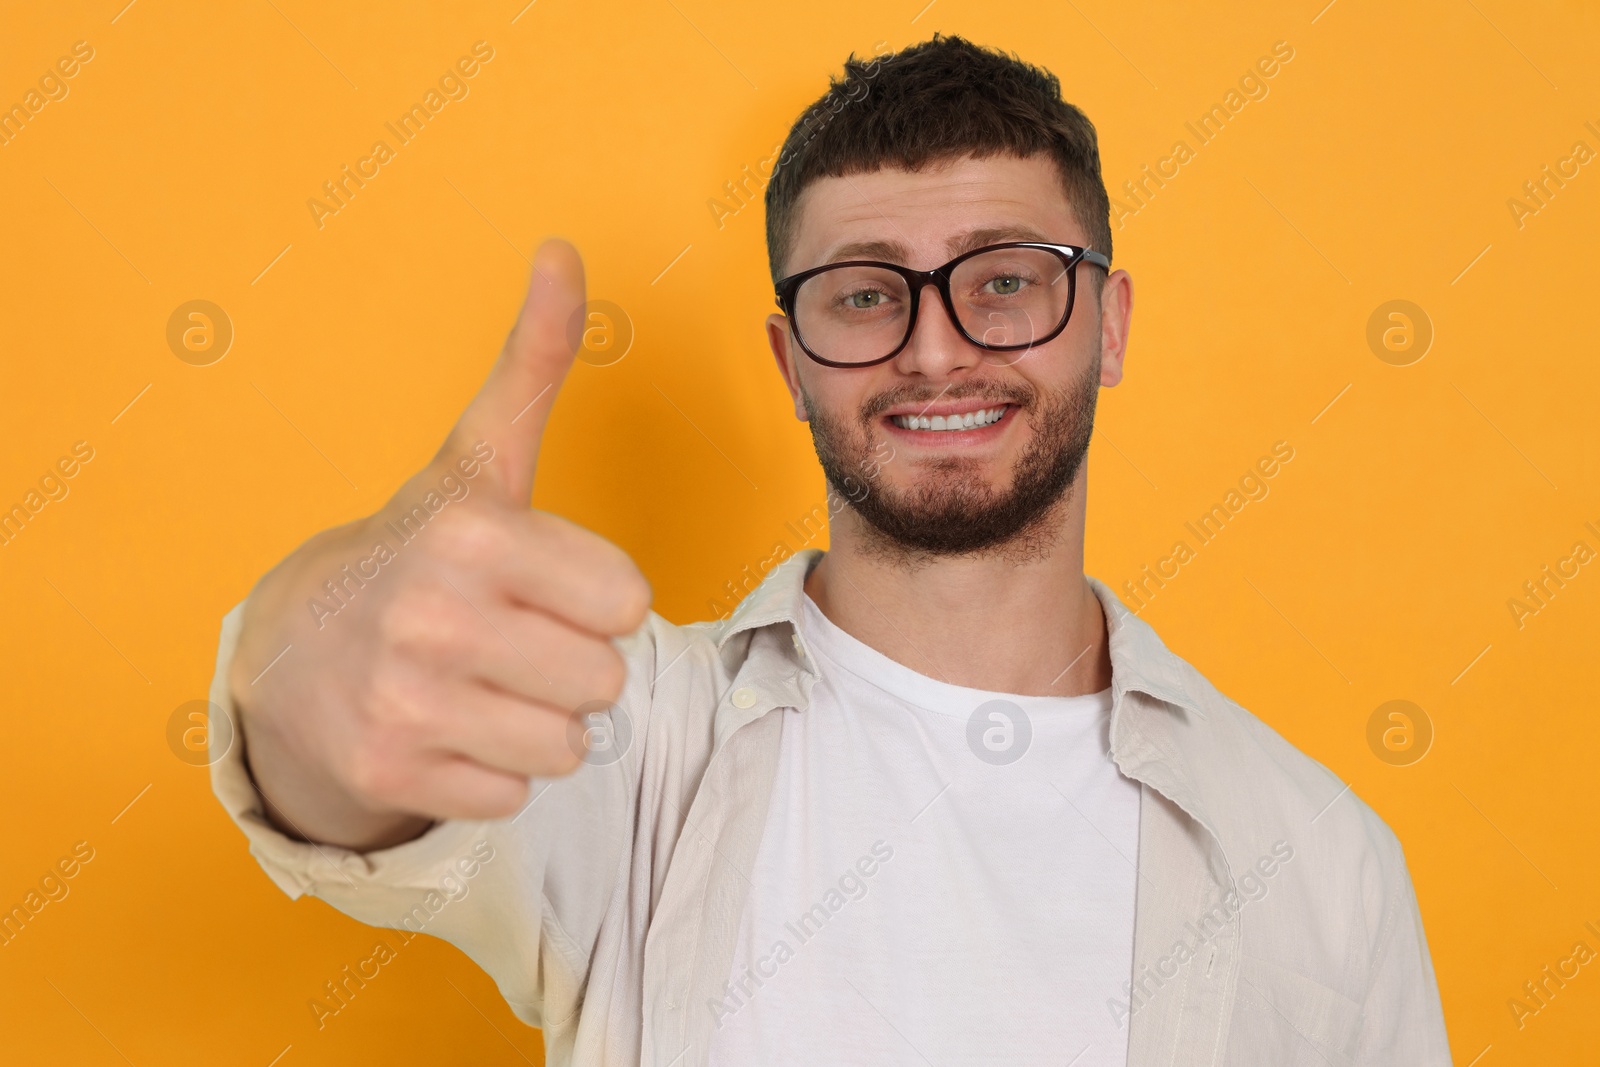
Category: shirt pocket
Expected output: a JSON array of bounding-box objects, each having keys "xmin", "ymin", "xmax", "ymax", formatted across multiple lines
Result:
[{"xmin": 1229, "ymin": 954, "xmax": 1363, "ymax": 1066}]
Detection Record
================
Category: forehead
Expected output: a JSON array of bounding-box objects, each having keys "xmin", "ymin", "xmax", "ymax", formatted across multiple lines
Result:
[{"xmin": 785, "ymin": 153, "xmax": 1083, "ymax": 274}]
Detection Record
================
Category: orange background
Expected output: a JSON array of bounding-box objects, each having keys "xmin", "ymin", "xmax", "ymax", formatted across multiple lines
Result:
[{"xmin": 2, "ymin": 1, "xmax": 1598, "ymax": 1063}]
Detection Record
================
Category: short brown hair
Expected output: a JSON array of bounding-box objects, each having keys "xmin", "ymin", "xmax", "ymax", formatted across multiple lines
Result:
[{"xmin": 763, "ymin": 34, "xmax": 1113, "ymax": 283}]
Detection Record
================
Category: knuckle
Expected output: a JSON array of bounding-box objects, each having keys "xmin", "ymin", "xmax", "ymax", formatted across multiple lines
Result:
[
  {"xmin": 495, "ymin": 778, "xmax": 533, "ymax": 816},
  {"xmin": 588, "ymin": 563, "xmax": 651, "ymax": 632},
  {"xmin": 375, "ymin": 587, "xmax": 433, "ymax": 649},
  {"xmin": 612, "ymin": 569, "xmax": 653, "ymax": 628},
  {"xmin": 429, "ymin": 506, "xmax": 508, "ymax": 565},
  {"xmin": 541, "ymin": 741, "xmax": 585, "ymax": 779},
  {"xmin": 365, "ymin": 665, "xmax": 439, "ymax": 737},
  {"xmin": 376, "ymin": 586, "xmax": 471, "ymax": 660},
  {"xmin": 344, "ymin": 741, "xmax": 412, "ymax": 805},
  {"xmin": 451, "ymin": 771, "xmax": 531, "ymax": 825},
  {"xmin": 539, "ymin": 516, "xmax": 651, "ymax": 629},
  {"xmin": 586, "ymin": 645, "xmax": 627, "ymax": 703},
  {"xmin": 462, "ymin": 777, "xmax": 528, "ymax": 821}
]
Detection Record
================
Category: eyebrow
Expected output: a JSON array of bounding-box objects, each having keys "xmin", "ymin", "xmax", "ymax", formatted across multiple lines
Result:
[{"xmin": 821, "ymin": 225, "xmax": 1055, "ymax": 266}]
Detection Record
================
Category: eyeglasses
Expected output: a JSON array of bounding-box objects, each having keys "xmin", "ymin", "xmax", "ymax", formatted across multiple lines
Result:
[{"xmin": 774, "ymin": 241, "xmax": 1110, "ymax": 369}]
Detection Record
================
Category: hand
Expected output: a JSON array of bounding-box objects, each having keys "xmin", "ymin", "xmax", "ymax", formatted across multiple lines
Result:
[{"xmin": 228, "ymin": 239, "xmax": 651, "ymax": 850}]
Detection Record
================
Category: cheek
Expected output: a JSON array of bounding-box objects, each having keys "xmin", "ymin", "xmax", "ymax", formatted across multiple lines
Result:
[
  {"xmin": 1039, "ymin": 320, "xmax": 1111, "ymax": 387},
  {"xmin": 793, "ymin": 369, "xmax": 858, "ymax": 426}
]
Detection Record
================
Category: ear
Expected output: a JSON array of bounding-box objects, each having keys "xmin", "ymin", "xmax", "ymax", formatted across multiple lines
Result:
[
  {"xmin": 1096, "ymin": 268, "xmax": 1133, "ymax": 387},
  {"xmin": 766, "ymin": 312, "xmax": 810, "ymax": 421}
]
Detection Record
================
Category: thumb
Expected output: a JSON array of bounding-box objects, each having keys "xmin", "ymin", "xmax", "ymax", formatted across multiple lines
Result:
[{"xmin": 439, "ymin": 238, "xmax": 587, "ymax": 504}]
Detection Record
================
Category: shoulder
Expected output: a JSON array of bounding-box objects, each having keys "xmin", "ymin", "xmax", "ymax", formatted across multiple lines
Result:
[
  {"xmin": 1100, "ymin": 589, "xmax": 1405, "ymax": 889},
  {"xmin": 1189, "ymin": 658, "xmax": 1403, "ymax": 875},
  {"xmin": 1157, "ymin": 650, "xmax": 1416, "ymax": 992}
]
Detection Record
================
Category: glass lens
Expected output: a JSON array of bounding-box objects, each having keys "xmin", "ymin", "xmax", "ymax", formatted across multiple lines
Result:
[
  {"xmin": 789, "ymin": 248, "xmax": 1078, "ymax": 364},
  {"xmin": 948, "ymin": 247, "xmax": 1074, "ymax": 350},
  {"xmin": 792, "ymin": 264, "xmax": 913, "ymax": 365}
]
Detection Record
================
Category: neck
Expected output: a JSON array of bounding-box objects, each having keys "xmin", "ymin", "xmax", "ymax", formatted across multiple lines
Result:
[{"xmin": 802, "ymin": 469, "xmax": 1111, "ymax": 697}]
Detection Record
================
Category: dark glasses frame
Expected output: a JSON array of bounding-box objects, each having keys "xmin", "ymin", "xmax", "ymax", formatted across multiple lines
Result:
[{"xmin": 773, "ymin": 241, "xmax": 1112, "ymax": 369}]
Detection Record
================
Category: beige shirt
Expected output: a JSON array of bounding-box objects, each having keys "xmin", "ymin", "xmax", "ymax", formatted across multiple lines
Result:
[{"xmin": 208, "ymin": 548, "xmax": 1452, "ymax": 1065}]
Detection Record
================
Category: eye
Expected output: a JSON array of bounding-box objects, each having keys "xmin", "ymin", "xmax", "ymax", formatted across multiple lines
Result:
[
  {"xmin": 985, "ymin": 274, "xmax": 1027, "ymax": 295},
  {"xmin": 835, "ymin": 286, "xmax": 897, "ymax": 311}
]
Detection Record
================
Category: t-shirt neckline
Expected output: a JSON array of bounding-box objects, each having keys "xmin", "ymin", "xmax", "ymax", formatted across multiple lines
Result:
[{"xmin": 798, "ymin": 592, "xmax": 1112, "ymax": 720}]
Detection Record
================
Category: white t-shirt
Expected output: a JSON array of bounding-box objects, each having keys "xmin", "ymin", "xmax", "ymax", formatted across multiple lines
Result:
[{"xmin": 706, "ymin": 593, "xmax": 1140, "ymax": 1066}]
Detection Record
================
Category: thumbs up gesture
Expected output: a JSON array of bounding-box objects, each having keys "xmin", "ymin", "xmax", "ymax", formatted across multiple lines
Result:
[{"xmin": 229, "ymin": 240, "xmax": 652, "ymax": 850}]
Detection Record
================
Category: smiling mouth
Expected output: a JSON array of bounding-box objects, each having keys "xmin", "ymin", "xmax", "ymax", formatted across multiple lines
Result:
[{"xmin": 889, "ymin": 405, "xmax": 1010, "ymax": 432}]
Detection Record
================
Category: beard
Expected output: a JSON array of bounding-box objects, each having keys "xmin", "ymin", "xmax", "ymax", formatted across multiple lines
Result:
[{"xmin": 804, "ymin": 354, "xmax": 1101, "ymax": 562}]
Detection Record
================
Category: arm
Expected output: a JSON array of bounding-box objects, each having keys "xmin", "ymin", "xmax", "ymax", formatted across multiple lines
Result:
[
  {"xmin": 207, "ymin": 596, "xmax": 659, "ymax": 1031},
  {"xmin": 1355, "ymin": 854, "xmax": 1453, "ymax": 1064},
  {"xmin": 213, "ymin": 238, "xmax": 649, "ymax": 855}
]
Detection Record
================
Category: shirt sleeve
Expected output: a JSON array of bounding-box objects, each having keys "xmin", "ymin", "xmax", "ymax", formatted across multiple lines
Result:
[
  {"xmin": 206, "ymin": 599, "xmax": 492, "ymax": 900},
  {"xmin": 1355, "ymin": 850, "xmax": 1453, "ymax": 1064},
  {"xmin": 205, "ymin": 596, "xmax": 653, "ymax": 1029}
]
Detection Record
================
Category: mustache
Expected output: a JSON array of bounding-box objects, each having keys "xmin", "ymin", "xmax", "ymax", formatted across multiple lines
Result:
[{"xmin": 859, "ymin": 379, "xmax": 1038, "ymax": 422}]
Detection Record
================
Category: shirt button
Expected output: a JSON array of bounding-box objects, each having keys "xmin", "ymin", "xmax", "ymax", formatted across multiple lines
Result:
[{"xmin": 731, "ymin": 687, "xmax": 758, "ymax": 709}]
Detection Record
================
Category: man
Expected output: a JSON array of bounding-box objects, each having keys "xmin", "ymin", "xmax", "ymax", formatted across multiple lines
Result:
[{"xmin": 210, "ymin": 34, "xmax": 1452, "ymax": 1066}]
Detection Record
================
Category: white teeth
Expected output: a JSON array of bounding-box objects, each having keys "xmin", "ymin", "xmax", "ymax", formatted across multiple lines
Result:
[{"xmin": 891, "ymin": 406, "xmax": 1007, "ymax": 431}]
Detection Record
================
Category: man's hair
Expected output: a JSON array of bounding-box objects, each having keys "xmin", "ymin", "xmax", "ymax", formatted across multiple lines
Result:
[{"xmin": 763, "ymin": 34, "xmax": 1113, "ymax": 283}]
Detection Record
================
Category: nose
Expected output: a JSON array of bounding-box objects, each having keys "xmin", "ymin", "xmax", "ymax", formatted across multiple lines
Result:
[{"xmin": 890, "ymin": 281, "xmax": 984, "ymax": 379}]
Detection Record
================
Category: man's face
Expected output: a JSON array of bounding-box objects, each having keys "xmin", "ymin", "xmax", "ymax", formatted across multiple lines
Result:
[{"xmin": 766, "ymin": 153, "xmax": 1132, "ymax": 558}]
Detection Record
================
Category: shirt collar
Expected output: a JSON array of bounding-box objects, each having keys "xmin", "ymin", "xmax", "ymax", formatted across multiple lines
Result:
[
  {"xmin": 712, "ymin": 548, "xmax": 1202, "ymax": 715},
  {"xmin": 707, "ymin": 547, "xmax": 1243, "ymax": 889}
]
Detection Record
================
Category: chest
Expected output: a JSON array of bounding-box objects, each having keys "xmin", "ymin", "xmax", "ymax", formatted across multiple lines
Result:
[{"xmin": 704, "ymin": 701, "xmax": 1142, "ymax": 1065}]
